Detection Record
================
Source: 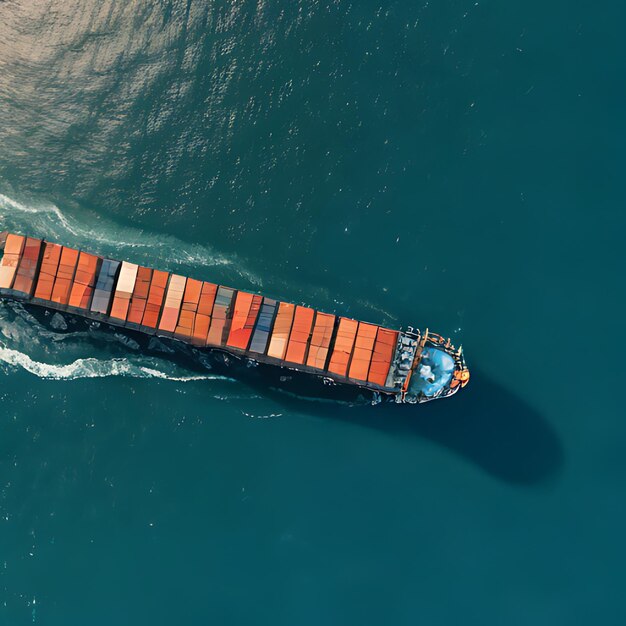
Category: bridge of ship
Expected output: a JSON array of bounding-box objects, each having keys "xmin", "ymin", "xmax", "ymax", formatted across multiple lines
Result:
[{"xmin": 0, "ymin": 233, "xmax": 419, "ymax": 393}]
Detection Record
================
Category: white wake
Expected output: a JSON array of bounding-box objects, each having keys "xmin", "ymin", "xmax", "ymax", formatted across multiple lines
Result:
[
  {"xmin": 0, "ymin": 191, "xmax": 261, "ymax": 285},
  {"xmin": 0, "ymin": 344, "xmax": 230, "ymax": 382}
]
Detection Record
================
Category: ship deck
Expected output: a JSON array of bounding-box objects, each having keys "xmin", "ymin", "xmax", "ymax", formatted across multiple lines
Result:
[{"xmin": 0, "ymin": 232, "xmax": 407, "ymax": 397}]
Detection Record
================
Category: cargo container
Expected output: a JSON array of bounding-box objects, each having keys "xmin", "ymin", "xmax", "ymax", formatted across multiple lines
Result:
[{"xmin": 0, "ymin": 231, "xmax": 470, "ymax": 403}]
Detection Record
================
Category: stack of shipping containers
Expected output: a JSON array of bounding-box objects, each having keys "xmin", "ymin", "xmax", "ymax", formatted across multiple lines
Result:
[
  {"xmin": 68, "ymin": 252, "xmax": 99, "ymax": 310},
  {"xmin": 174, "ymin": 278, "xmax": 202, "ymax": 340},
  {"xmin": 306, "ymin": 313, "xmax": 335, "ymax": 370},
  {"xmin": 90, "ymin": 259, "xmax": 120, "ymax": 315},
  {"xmin": 51, "ymin": 247, "xmax": 79, "ymax": 305},
  {"xmin": 110, "ymin": 262, "xmax": 139, "ymax": 321},
  {"xmin": 191, "ymin": 282, "xmax": 217, "ymax": 346},
  {"xmin": 206, "ymin": 286, "xmax": 234, "ymax": 346},
  {"xmin": 1, "ymin": 233, "xmax": 402, "ymax": 391},
  {"xmin": 0, "ymin": 234, "xmax": 25, "ymax": 290},
  {"xmin": 12, "ymin": 237, "xmax": 42, "ymax": 296},
  {"xmin": 284, "ymin": 306, "xmax": 315, "ymax": 365},
  {"xmin": 158, "ymin": 274, "xmax": 186, "ymax": 333},
  {"xmin": 126, "ymin": 267, "xmax": 152, "ymax": 326},
  {"xmin": 141, "ymin": 270, "xmax": 169, "ymax": 328},
  {"xmin": 34, "ymin": 242, "xmax": 62, "ymax": 300},
  {"xmin": 249, "ymin": 298, "xmax": 277, "ymax": 354},
  {"xmin": 266, "ymin": 302, "xmax": 295, "ymax": 360},
  {"xmin": 226, "ymin": 292, "xmax": 262, "ymax": 350}
]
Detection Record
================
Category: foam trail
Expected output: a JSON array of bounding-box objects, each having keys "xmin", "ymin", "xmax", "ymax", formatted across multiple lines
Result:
[
  {"xmin": 0, "ymin": 193, "xmax": 76, "ymax": 235},
  {"xmin": 241, "ymin": 411, "xmax": 283, "ymax": 419},
  {"xmin": 0, "ymin": 345, "xmax": 231, "ymax": 383},
  {"xmin": 0, "ymin": 192, "xmax": 262, "ymax": 285},
  {"xmin": 0, "ymin": 192, "xmax": 390, "ymax": 318}
]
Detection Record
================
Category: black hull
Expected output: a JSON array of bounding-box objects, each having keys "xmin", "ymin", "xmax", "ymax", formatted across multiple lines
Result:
[{"xmin": 8, "ymin": 300, "xmax": 383, "ymax": 406}]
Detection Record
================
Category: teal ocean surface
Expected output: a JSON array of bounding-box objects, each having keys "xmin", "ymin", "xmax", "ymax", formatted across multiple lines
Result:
[{"xmin": 0, "ymin": 1, "xmax": 624, "ymax": 624}]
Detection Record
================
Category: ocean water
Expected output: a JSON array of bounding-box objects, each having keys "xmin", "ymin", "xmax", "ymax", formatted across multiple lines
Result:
[{"xmin": 0, "ymin": 1, "xmax": 624, "ymax": 624}]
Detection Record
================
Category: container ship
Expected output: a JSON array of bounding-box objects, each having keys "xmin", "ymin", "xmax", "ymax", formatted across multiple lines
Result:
[{"xmin": 0, "ymin": 231, "xmax": 469, "ymax": 404}]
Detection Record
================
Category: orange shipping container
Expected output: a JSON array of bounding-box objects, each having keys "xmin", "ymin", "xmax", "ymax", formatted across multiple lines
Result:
[
  {"xmin": 12, "ymin": 237, "xmax": 42, "ymax": 295},
  {"xmin": 192, "ymin": 314, "xmax": 211, "ymax": 345},
  {"xmin": 181, "ymin": 278, "xmax": 202, "ymax": 310},
  {"xmin": 266, "ymin": 302, "xmax": 295, "ymax": 360},
  {"xmin": 158, "ymin": 274, "xmax": 186, "ymax": 332},
  {"xmin": 206, "ymin": 287, "xmax": 234, "ymax": 346},
  {"xmin": 126, "ymin": 266, "xmax": 152, "ymax": 324},
  {"xmin": 306, "ymin": 312, "xmax": 335, "ymax": 370},
  {"xmin": 226, "ymin": 291, "xmax": 256, "ymax": 350},
  {"xmin": 348, "ymin": 322, "xmax": 378, "ymax": 381},
  {"xmin": 284, "ymin": 306, "xmax": 315, "ymax": 365},
  {"xmin": 367, "ymin": 328, "xmax": 398, "ymax": 387},
  {"xmin": 0, "ymin": 233, "xmax": 25, "ymax": 289},
  {"xmin": 110, "ymin": 262, "xmax": 139, "ymax": 321},
  {"xmin": 141, "ymin": 270, "xmax": 169, "ymax": 328},
  {"xmin": 175, "ymin": 278, "xmax": 202, "ymax": 338},
  {"xmin": 191, "ymin": 282, "xmax": 218, "ymax": 345},
  {"xmin": 327, "ymin": 318, "xmax": 359, "ymax": 377},
  {"xmin": 51, "ymin": 247, "xmax": 79, "ymax": 305},
  {"xmin": 68, "ymin": 252, "xmax": 99, "ymax": 309},
  {"xmin": 34, "ymin": 243, "xmax": 63, "ymax": 300},
  {"xmin": 197, "ymin": 282, "xmax": 218, "ymax": 316}
]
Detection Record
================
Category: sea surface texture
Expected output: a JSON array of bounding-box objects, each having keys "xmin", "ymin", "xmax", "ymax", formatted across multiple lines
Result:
[{"xmin": 0, "ymin": 1, "xmax": 624, "ymax": 625}]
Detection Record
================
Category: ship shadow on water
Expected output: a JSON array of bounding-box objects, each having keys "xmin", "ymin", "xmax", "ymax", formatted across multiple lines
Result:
[
  {"xmin": 262, "ymin": 368, "xmax": 564, "ymax": 486},
  {"xmin": 1, "ymin": 302, "xmax": 561, "ymax": 486}
]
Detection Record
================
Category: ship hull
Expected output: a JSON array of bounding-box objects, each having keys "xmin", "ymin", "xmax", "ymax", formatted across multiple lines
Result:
[
  {"xmin": 0, "ymin": 231, "xmax": 469, "ymax": 404},
  {"xmin": 3, "ymin": 296, "xmax": 382, "ymax": 405}
]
